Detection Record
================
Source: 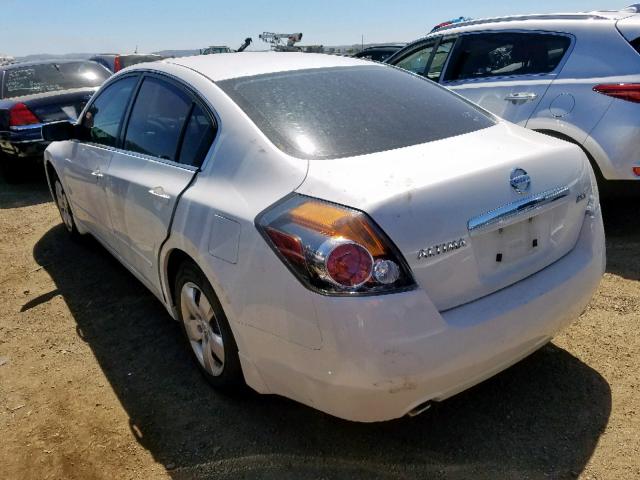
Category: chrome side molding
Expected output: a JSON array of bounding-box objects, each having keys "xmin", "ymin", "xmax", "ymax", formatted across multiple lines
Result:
[{"xmin": 467, "ymin": 186, "xmax": 570, "ymax": 236}]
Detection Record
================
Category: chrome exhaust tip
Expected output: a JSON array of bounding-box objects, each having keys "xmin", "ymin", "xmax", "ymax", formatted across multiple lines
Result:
[{"xmin": 407, "ymin": 401, "xmax": 432, "ymax": 418}]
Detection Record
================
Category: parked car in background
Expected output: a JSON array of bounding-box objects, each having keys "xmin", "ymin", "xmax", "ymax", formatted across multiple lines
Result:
[
  {"xmin": 387, "ymin": 5, "xmax": 640, "ymax": 195},
  {"xmin": 199, "ymin": 46, "xmax": 232, "ymax": 55},
  {"xmin": 0, "ymin": 60, "xmax": 110, "ymax": 181},
  {"xmin": 89, "ymin": 53, "xmax": 165, "ymax": 73},
  {"xmin": 43, "ymin": 52, "xmax": 604, "ymax": 422},
  {"xmin": 352, "ymin": 44, "xmax": 404, "ymax": 62}
]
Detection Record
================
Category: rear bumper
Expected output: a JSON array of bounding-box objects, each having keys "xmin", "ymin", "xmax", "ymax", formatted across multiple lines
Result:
[
  {"xmin": 0, "ymin": 125, "xmax": 48, "ymax": 159},
  {"xmin": 247, "ymin": 210, "xmax": 605, "ymax": 422}
]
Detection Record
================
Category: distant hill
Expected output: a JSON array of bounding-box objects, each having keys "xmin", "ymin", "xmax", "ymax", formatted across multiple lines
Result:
[{"xmin": 15, "ymin": 53, "xmax": 94, "ymax": 62}]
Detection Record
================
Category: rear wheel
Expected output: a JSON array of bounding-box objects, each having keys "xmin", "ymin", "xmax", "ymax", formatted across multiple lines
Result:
[
  {"xmin": 175, "ymin": 262, "xmax": 243, "ymax": 389},
  {"xmin": 53, "ymin": 178, "xmax": 81, "ymax": 239}
]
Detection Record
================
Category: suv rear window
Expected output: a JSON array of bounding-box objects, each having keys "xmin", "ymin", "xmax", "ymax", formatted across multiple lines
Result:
[
  {"xmin": 444, "ymin": 32, "xmax": 571, "ymax": 81},
  {"xmin": 2, "ymin": 61, "xmax": 110, "ymax": 99},
  {"xmin": 218, "ymin": 66, "xmax": 494, "ymax": 160}
]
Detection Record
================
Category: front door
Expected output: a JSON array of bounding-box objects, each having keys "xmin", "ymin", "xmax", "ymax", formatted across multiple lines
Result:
[
  {"xmin": 63, "ymin": 75, "xmax": 138, "ymax": 243},
  {"xmin": 441, "ymin": 32, "xmax": 572, "ymax": 126}
]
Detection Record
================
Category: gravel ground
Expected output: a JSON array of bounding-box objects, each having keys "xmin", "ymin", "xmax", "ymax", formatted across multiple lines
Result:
[{"xmin": 0, "ymin": 170, "xmax": 638, "ymax": 480}]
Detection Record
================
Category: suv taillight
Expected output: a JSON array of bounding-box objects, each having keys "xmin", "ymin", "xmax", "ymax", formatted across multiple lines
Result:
[
  {"xmin": 256, "ymin": 194, "xmax": 415, "ymax": 296},
  {"xmin": 113, "ymin": 55, "xmax": 122, "ymax": 72},
  {"xmin": 593, "ymin": 84, "xmax": 640, "ymax": 104},
  {"xmin": 9, "ymin": 103, "xmax": 39, "ymax": 127}
]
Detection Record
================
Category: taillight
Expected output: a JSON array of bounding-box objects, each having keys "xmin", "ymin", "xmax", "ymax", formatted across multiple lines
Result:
[
  {"xmin": 256, "ymin": 194, "xmax": 415, "ymax": 295},
  {"xmin": 113, "ymin": 55, "xmax": 122, "ymax": 72},
  {"xmin": 9, "ymin": 103, "xmax": 39, "ymax": 127},
  {"xmin": 593, "ymin": 84, "xmax": 640, "ymax": 103}
]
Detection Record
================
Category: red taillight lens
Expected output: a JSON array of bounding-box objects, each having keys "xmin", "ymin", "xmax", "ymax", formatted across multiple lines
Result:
[
  {"xmin": 325, "ymin": 242, "xmax": 373, "ymax": 288},
  {"xmin": 113, "ymin": 55, "xmax": 122, "ymax": 72},
  {"xmin": 633, "ymin": 167, "xmax": 640, "ymax": 177},
  {"xmin": 9, "ymin": 103, "xmax": 39, "ymax": 127},
  {"xmin": 257, "ymin": 194, "xmax": 414, "ymax": 295},
  {"xmin": 593, "ymin": 84, "xmax": 640, "ymax": 103}
]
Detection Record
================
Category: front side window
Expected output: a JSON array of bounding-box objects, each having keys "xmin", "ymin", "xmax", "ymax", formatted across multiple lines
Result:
[
  {"xmin": 444, "ymin": 32, "xmax": 571, "ymax": 82},
  {"xmin": 124, "ymin": 77, "xmax": 192, "ymax": 160},
  {"xmin": 393, "ymin": 42, "xmax": 436, "ymax": 75},
  {"xmin": 83, "ymin": 76, "xmax": 137, "ymax": 147},
  {"xmin": 218, "ymin": 65, "xmax": 494, "ymax": 160},
  {"xmin": 2, "ymin": 61, "xmax": 111, "ymax": 99}
]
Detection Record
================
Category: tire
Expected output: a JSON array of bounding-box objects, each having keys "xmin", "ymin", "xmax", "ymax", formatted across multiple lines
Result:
[
  {"xmin": 52, "ymin": 178, "xmax": 81, "ymax": 239},
  {"xmin": 175, "ymin": 262, "xmax": 244, "ymax": 389}
]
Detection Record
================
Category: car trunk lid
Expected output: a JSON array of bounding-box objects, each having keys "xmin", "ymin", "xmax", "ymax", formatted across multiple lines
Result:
[
  {"xmin": 296, "ymin": 123, "xmax": 592, "ymax": 311},
  {"xmin": 22, "ymin": 88, "xmax": 96, "ymax": 123}
]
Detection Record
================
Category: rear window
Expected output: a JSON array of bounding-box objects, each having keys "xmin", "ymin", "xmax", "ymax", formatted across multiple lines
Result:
[
  {"xmin": 218, "ymin": 66, "xmax": 494, "ymax": 160},
  {"xmin": 121, "ymin": 55, "xmax": 163, "ymax": 68},
  {"xmin": 444, "ymin": 33, "xmax": 571, "ymax": 81},
  {"xmin": 2, "ymin": 61, "xmax": 110, "ymax": 99}
]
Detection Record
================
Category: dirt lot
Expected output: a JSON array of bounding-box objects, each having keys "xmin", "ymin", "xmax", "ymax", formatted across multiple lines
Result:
[{"xmin": 0, "ymin": 170, "xmax": 638, "ymax": 480}]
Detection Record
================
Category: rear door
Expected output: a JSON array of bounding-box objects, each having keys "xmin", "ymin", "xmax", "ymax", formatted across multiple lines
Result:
[
  {"xmin": 441, "ymin": 31, "xmax": 572, "ymax": 125},
  {"xmin": 105, "ymin": 74, "xmax": 217, "ymax": 294}
]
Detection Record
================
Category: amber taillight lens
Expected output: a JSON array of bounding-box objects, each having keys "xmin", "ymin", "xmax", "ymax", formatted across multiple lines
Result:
[{"xmin": 256, "ymin": 194, "xmax": 415, "ymax": 295}]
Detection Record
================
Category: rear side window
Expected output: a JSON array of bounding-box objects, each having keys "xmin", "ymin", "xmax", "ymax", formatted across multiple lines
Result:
[
  {"xmin": 83, "ymin": 76, "xmax": 137, "ymax": 147},
  {"xmin": 178, "ymin": 104, "xmax": 216, "ymax": 167},
  {"xmin": 218, "ymin": 65, "xmax": 494, "ymax": 160},
  {"xmin": 124, "ymin": 77, "xmax": 192, "ymax": 160},
  {"xmin": 426, "ymin": 38, "xmax": 456, "ymax": 81},
  {"xmin": 631, "ymin": 37, "xmax": 640, "ymax": 54},
  {"xmin": 444, "ymin": 32, "xmax": 571, "ymax": 81},
  {"xmin": 393, "ymin": 43, "xmax": 436, "ymax": 75}
]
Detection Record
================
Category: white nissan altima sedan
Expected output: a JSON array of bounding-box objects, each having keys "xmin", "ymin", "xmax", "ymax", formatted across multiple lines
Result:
[{"xmin": 42, "ymin": 53, "xmax": 605, "ymax": 422}]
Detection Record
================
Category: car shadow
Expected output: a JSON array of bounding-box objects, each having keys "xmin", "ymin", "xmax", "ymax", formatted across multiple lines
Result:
[
  {"xmin": 602, "ymin": 199, "xmax": 640, "ymax": 281},
  {"xmin": 33, "ymin": 225, "xmax": 611, "ymax": 480},
  {"xmin": 0, "ymin": 164, "xmax": 51, "ymax": 209}
]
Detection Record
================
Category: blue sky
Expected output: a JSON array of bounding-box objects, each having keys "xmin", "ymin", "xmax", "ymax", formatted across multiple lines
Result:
[{"xmin": 1, "ymin": 0, "xmax": 629, "ymax": 56}]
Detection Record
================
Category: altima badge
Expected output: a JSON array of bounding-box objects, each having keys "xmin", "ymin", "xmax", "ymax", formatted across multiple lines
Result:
[
  {"xmin": 510, "ymin": 168, "xmax": 531, "ymax": 194},
  {"xmin": 417, "ymin": 238, "xmax": 467, "ymax": 260}
]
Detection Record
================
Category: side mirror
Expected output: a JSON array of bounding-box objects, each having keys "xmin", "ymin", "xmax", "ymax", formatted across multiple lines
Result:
[{"xmin": 42, "ymin": 121, "xmax": 77, "ymax": 142}]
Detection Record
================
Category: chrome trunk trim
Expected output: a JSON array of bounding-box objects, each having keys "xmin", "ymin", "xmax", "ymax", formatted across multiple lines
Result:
[{"xmin": 467, "ymin": 186, "xmax": 570, "ymax": 236}]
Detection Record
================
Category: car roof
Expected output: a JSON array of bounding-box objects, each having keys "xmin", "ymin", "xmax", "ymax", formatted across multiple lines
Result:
[
  {"xmin": 432, "ymin": 9, "xmax": 637, "ymax": 34},
  {"xmin": 165, "ymin": 52, "xmax": 374, "ymax": 81},
  {"xmin": 0, "ymin": 59, "xmax": 94, "ymax": 71},
  {"xmin": 361, "ymin": 44, "xmax": 405, "ymax": 50}
]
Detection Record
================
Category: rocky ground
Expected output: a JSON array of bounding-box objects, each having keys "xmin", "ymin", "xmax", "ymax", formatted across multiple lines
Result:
[{"xmin": 1, "ymin": 170, "xmax": 638, "ymax": 479}]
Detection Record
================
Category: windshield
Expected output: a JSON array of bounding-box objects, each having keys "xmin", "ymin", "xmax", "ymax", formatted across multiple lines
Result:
[
  {"xmin": 218, "ymin": 65, "xmax": 494, "ymax": 160},
  {"xmin": 2, "ymin": 61, "xmax": 110, "ymax": 99}
]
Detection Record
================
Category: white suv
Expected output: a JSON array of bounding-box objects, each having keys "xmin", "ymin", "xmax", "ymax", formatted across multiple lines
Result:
[{"xmin": 387, "ymin": 5, "xmax": 640, "ymax": 194}]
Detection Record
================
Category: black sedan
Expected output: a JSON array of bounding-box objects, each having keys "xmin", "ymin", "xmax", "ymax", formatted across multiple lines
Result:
[{"xmin": 0, "ymin": 60, "xmax": 111, "ymax": 181}]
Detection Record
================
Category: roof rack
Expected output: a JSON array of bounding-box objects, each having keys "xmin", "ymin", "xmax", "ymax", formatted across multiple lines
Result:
[{"xmin": 433, "ymin": 13, "xmax": 610, "ymax": 32}]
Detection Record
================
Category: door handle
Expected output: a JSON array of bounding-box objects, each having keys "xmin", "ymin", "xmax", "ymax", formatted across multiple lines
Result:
[
  {"xmin": 505, "ymin": 92, "xmax": 538, "ymax": 103},
  {"xmin": 148, "ymin": 186, "xmax": 171, "ymax": 200},
  {"xmin": 91, "ymin": 169, "xmax": 104, "ymax": 178}
]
